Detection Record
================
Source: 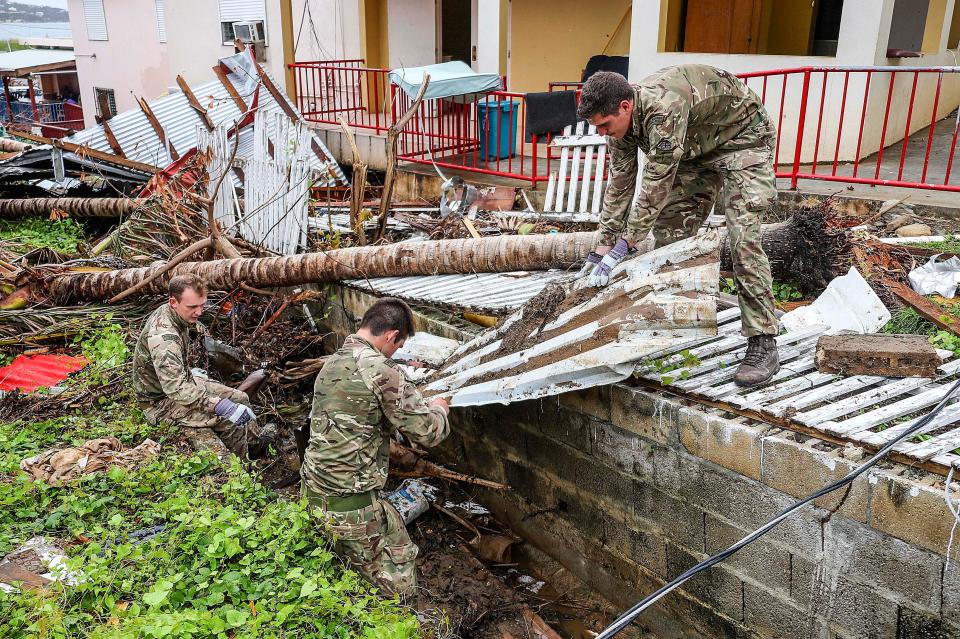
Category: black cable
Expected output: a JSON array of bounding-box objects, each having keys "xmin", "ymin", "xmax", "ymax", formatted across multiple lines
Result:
[{"xmin": 594, "ymin": 377, "xmax": 960, "ymax": 639}]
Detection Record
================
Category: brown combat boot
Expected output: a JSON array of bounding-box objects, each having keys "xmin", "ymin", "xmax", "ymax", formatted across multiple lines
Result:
[
  {"xmin": 734, "ymin": 335, "xmax": 780, "ymax": 387},
  {"xmin": 236, "ymin": 368, "xmax": 268, "ymax": 398}
]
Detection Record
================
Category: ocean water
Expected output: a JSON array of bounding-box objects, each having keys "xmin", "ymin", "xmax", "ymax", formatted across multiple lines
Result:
[{"xmin": 0, "ymin": 22, "xmax": 72, "ymax": 40}]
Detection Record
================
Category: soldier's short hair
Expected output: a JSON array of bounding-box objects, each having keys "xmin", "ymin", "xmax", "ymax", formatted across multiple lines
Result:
[
  {"xmin": 577, "ymin": 71, "xmax": 634, "ymax": 120},
  {"xmin": 360, "ymin": 297, "xmax": 416, "ymax": 340},
  {"xmin": 169, "ymin": 274, "xmax": 208, "ymax": 300}
]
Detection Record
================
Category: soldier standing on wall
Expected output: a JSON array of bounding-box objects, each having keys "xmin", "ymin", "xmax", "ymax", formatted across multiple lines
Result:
[
  {"xmin": 300, "ymin": 297, "xmax": 451, "ymax": 597},
  {"xmin": 575, "ymin": 66, "xmax": 781, "ymax": 386}
]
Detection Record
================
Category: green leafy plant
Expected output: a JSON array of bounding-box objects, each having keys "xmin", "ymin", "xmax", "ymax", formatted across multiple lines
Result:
[
  {"xmin": 71, "ymin": 316, "xmax": 130, "ymax": 386},
  {"xmin": 771, "ymin": 282, "xmax": 803, "ymax": 303},
  {"xmin": 0, "ymin": 217, "xmax": 86, "ymax": 253},
  {"xmin": 640, "ymin": 349, "xmax": 701, "ymax": 385},
  {"xmin": 720, "ymin": 277, "xmax": 737, "ymax": 295}
]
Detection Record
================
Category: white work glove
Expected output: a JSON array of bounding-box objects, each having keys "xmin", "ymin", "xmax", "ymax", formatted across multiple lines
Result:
[
  {"xmin": 190, "ymin": 368, "xmax": 209, "ymax": 380},
  {"xmin": 575, "ymin": 251, "xmax": 603, "ymax": 279},
  {"xmin": 588, "ymin": 238, "xmax": 631, "ymax": 287},
  {"xmin": 214, "ymin": 398, "xmax": 256, "ymax": 427}
]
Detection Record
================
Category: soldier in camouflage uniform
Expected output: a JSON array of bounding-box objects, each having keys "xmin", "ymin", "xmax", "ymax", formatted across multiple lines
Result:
[
  {"xmin": 300, "ymin": 297, "xmax": 450, "ymax": 597},
  {"xmin": 576, "ymin": 66, "xmax": 780, "ymax": 386},
  {"xmin": 132, "ymin": 274, "xmax": 266, "ymax": 457}
]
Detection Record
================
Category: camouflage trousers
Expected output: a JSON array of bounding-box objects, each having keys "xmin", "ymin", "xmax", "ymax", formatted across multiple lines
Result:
[
  {"xmin": 306, "ymin": 493, "xmax": 418, "ymax": 597},
  {"xmin": 141, "ymin": 379, "xmax": 262, "ymax": 458},
  {"xmin": 652, "ymin": 143, "xmax": 779, "ymax": 337}
]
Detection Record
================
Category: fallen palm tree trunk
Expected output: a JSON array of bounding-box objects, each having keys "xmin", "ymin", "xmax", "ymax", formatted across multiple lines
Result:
[
  {"xmin": 44, "ymin": 232, "xmax": 599, "ymax": 304},
  {"xmin": 0, "ymin": 198, "xmax": 146, "ymax": 219}
]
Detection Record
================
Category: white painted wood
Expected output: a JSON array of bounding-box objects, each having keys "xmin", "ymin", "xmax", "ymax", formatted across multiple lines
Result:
[
  {"xmin": 859, "ymin": 403, "xmax": 960, "ymax": 448},
  {"xmin": 566, "ymin": 122, "xmax": 584, "ymax": 212},
  {"xmin": 704, "ymin": 357, "xmax": 818, "ymax": 402},
  {"xmin": 553, "ymin": 125, "xmax": 571, "ymax": 212},
  {"xmin": 823, "ymin": 384, "xmax": 952, "ymax": 437},
  {"xmin": 796, "ymin": 359, "xmax": 960, "ymax": 426},
  {"xmin": 591, "ymin": 140, "xmax": 606, "ymax": 214},
  {"xmin": 766, "ymin": 373, "xmax": 886, "ymax": 416},
  {"xmin": 544, "ymin": 172, "xmax": 557, "ymax": 214},
  {"xmin": 579, "ymin": 142, "xmax": 595, "ymax": 213},
  {"xmin": 551, "ymin": 134, "xmax": 607, "ymax": 147}
]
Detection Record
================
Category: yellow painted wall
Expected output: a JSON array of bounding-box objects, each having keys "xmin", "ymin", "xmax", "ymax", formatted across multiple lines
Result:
[
  {"xmin": 763, "ymin": 0, "xmax": 814, "ymax": 55},
  {"xmin": 510, "ymin": 0, "xmax": 632, "ymax": 93},
  {"xmin": 360, "ymin": 0, "xmax": 389, "ymax": 68},
  {"xmin": 658, "ymin": 0, "xmax": 684, "ymax": 52},
  {"xmin": 922, "ymin": 0, "xmax": 948, "ymax": 52},
  {"xmin": 951, "ymin": 0, "xmax": 960, "ymax": 48}
]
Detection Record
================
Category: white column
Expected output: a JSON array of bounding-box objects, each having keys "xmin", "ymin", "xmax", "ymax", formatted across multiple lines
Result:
[{"xmin": 475, "ymin": 0, "xmax": 502, "ymax": 74}]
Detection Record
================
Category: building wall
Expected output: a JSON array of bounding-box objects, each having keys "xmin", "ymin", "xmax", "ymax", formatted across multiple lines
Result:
[
  {"xmin": 436, "ymin": 385, "xmax": 960, "ymax": 638},
  {"xmin": 508, "ymin": 0, "xmax": 631, "ymax": 94},
  {"xmin": 631, "ymin": 0, "xmax": 960, "ymax": 164},
  {"xmin": 290, "ymin": 0, "xmax": 364, "ymax": 62},
  {"xmin": 386, "ymin": 0, "xmax": 436, "ymax": 68},
  {"xmin": 67, "ymin": 0, "xmax": 170, "ymax": 128}
]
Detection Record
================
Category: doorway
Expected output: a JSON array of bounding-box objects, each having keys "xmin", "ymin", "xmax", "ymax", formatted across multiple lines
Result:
[{"xmin": 440, "ymin": 0, "xmax": 472, "ymax": 64}]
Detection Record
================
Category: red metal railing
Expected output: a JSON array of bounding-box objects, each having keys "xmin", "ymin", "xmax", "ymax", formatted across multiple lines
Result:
[
  {"xmin": 292, "ymin": 61, "xmax": 960, "ymax": 193},
  {"xmin": 739, "ymin": 66, "xmax": 960, "ymax": 192},
  {"xmin": 289, "ymin": 59, "xmax": 393, "ymax": 133}
]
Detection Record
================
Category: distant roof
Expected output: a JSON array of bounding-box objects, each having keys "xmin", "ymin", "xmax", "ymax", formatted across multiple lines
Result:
[{"xmin": 0, "ymin": 49, "xmax": 75, "ymax": 76}]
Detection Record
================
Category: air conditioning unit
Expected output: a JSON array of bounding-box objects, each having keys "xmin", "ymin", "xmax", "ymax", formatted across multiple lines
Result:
[{"xmin": 232, "ymin": 20, "xmax": 266, "ymax": 63}]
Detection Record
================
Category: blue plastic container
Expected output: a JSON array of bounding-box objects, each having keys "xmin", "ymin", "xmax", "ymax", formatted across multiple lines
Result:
[{"xmin": 477, "ymin": 100, "xmax": 518, "ymax": 160}]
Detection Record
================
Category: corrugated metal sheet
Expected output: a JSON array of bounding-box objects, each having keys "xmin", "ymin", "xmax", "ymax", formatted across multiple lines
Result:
[
  {"xmin": 0, "ymin": 49, "xmax": 75, "ymax": 73},
  {"xmin": 422, "ymin": 231, "xmax": 721, "ymax": 406},
  {"xmin": 0, "ymin": 354, "xmax": 88, "ymax": 392},
  {"xmin": 155, "ymin": 0, "xmax": 167, "ymax": 43},
  {"xmin": 63, "ymin": 50, "xmax": 345, "ymax": 185},
  {"xmin": 346, "ymin": 270, "xmax": 568, "ymax": 315}
]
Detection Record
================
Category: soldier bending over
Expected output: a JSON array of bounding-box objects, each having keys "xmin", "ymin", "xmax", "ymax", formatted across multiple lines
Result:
[
  {"xmin": 576, "ymin": 66, "xmax": 781, "ymax": 386},
  {"xmin": 301, "ymin": 297, "xmax": 450, "ymax": 597}
]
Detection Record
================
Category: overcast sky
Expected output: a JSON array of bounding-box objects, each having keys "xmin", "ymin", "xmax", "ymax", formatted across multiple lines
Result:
[{"xmin": 13, "ymin": 0, "xmax": 68, "ymax": 9}]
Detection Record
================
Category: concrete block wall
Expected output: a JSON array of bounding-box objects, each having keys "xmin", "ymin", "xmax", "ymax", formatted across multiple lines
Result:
[{"xmin": 436, "ymin": 383, "xmax": 960, "ymax": 638}]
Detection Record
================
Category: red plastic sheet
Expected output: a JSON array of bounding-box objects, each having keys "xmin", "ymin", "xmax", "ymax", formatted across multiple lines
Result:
[{"xmin": 0, "ymin": 354, "xmax": 88, "ymax": 392}]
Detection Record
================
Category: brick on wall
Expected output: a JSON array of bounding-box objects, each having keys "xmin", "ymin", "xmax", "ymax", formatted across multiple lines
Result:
[
  {"xmin": 679, "ymin": 407, "xmax": 764, "ymax": 480},
  {"xmin": 870, "ymin": 471, "xmax": 955, "ymax": 556},
  {"xmin": 705, "ymin": 514, "xmax": 792, "ymax": 598},
  {"xmin": 610, "ymin": 384, "xmax": 680, "ymax": 445}
]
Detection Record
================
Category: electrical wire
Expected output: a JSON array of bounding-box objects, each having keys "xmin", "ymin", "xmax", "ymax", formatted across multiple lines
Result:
[{"xmin": 594, "ymin": 377, "xmax": 960, "ymax": 639}]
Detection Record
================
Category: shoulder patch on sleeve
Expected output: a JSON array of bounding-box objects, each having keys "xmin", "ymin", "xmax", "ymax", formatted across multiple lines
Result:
[
  {"xmin": 657, "ymin": 138, "xmax": 676, "ymax": 152},
  {"xmin": 648, "ymin": 114, "xmax": 666, "ymax": 127}
]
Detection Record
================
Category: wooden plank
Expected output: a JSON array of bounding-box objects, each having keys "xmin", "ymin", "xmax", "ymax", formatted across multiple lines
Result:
[
  {"xmin": 177, "ymin": 74, "xmax": 215, "ymax": 130},
  {"xmin": 551, "ymin": 133, "xmax": 607, "ymax": 147},
  {"xmin": 565, "ymin": 122, "xmax": 584, "ymax": 213},
  {"xmin": 212, "ymin": 63, "xmax": 249, "ymax": 114},
  {"xmin": 859, "ymin": 402, "xmax": 960, "ymax": 447},
  {"xmin": 11, "ymin": 130, "xmax": 158, "ymax": 173},
  {"xmin": 553, "ymin": 125, "xmax": 571, "ymax": 212},
  {"xmin": 822, "ymin": 383, "xmax": 951, "ymax": 437},
  {"xmin": 725, "ymin": 365, "xmax": 831, "ymax": 405},
  {"xmin": 579, "ymin": 140, "xmax": 595, "ymax": 213},
  {"xmin": 672, "ymin": 344, "xmax": 807, "ymax": 390},
  {"xmin": 99, "ymin": 118, "xmax": 125, "ymax": 158},
  {"xmin": 885, "ymin": 278, "xmax": 960, "ymax": 338},
  {"xmin": 766, "ymin": 372, "xmax": 886, "ymax": 417},
  {"xmin": 0, "ymin": 563, "xmax": 51, "ymax": 590},
  {"xmin": 136, "ymin": 97, "xmax": 179, "ymax": 161},
  {"xmin": 543, "ymin": 172, "xmax": 557, "ymax": 212},
  {"xmin": 704, "ymin": 356, "xmax": 818, "ymax": 401},
  {"xmin": 591, "ymin": 139, "xmax": 606, "ymax": 213},
  {"xmin": 796, "ymin": 359, "xmax": 960, "ymax": 426},
  {"xmin": 896, "ymin": 425, "xmax": 960, "ymax": 461}
]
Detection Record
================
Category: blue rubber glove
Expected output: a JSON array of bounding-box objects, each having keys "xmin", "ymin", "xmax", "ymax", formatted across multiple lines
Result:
[
  {"xmin": 214, "ymin": 398, "xmax": 255, "ymax": 427},
  {"xmin": 588, "ymin": 238, "xmax": 631, "ymax": 287},
  {"xmin": 575, "ymin": 251, "xmax": 603, "ymax": 279}
]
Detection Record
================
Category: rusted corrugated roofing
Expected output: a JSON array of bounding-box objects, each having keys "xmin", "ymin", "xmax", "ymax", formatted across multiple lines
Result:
[
  {"xmin": 63, "ymin": 49, "xmax": 345, "ymax": 186},
  {"xmin": 0, "ymin": 354, "xmax": 87, "ymax": 392}
]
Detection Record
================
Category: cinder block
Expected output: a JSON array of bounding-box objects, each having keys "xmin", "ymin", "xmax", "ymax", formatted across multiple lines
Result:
[
  {"xmin": 760, "ymin": 434, "xmax": 869, "ymax": 522},
  {"xmin": 705, "ymin": 515, "xmax": 792, "ymax": 596},
  {"xmin": 666, "ymin": 542, "xmax": 745, "ymax": 622},
  {"xmin": 870, "ymin": 471, "xmax": 955, "ymax": 556},
  {"xmin": 554, "ymin": 481, "xmax": 604, "ymax": 542},
  {"xmin": 665, "ymin": 451, "xmax": 825, "ymax": 557},
  {"xmin": 679, "ymin": 407, "xmax": 763, "ymax": 480},
  {"xmin": 627, "ymin": 525, "xmax": 670, "ymax": 579},
  {"xmin": 815, "ymin": 333, "xmax": 940, "ymax": 377},
  {"xmin": 503, "ymin": 457, "xmax": 557, "ymax": 509},
  {"xmin": 610, "ymin": 385, "xmax": 679, "ymax": 445},
  {"xmin": 575, "ymin": 462, "xmax": 633, "ymax": 517},
  {"xmin": 823, "ymin": 515, "xmax": 943, "ymax": 613},
  {"xmin": 539, "ymin": 400, "xmax": 594, "ymax": 455},
  {"xmin": 634, "ymin": 479, "xmax": 706, "ymax": 552},
  {"xmin": 451, "ymin": 430, "xmax": 508, "ymax": 485},
  {"xmin": 897, "ymin": 605, "xmax": 960, "ymax": 639},
  {"xmin": 744, "ymin": 581, "xmax": 828, "ymax": 639},
  {"xmin": 559, "ymin": 384, "xmax": 611, "ymax": 421},
  {"xmin": 940, "ymin": 558, "xmax": 960, "ymax": 626},
  {"xmin": 592, "ymin": 420, "xmax": 657, "ymax": 478},
  {"xmin": 525, "ymin": 428, "xmax": 584, "ymax": 484},
  {"xmin": 823, "ymin": 576, "xmax": 899, "ymax": 638}
]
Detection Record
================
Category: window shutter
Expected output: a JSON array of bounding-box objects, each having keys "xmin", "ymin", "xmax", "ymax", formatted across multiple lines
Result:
[
  {"xmin": 155, "ymin": 0, "xmax": 167, "ymax": 43},
  {"xmin": 82, "ymin": 0, "xmax": 108, "ymax": 41},
  {"xmin": 218, "ymin": 0, "xmax": 266, "ymax": 22}
]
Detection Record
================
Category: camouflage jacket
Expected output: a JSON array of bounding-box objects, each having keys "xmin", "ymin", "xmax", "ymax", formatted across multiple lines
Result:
[
  {"xmin": 600, "ymin": 64, "xmax": 775, "ymax": 245},
  {"xmin": 301, "ymin": 334, "xmax": 449, "ymax": 497},
  {"xmin": 132, "ymin": 304, "xmax": 209, "ymax": 406}
]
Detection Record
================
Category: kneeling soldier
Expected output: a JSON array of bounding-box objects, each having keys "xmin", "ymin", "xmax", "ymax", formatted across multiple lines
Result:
[
  {"xmin": 133, "ymin": 274, "xmax": 270, "ymax": 457},
  {"xmin": 301, "ymin": 297, "xmax": 450, "ymax": 597}
]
